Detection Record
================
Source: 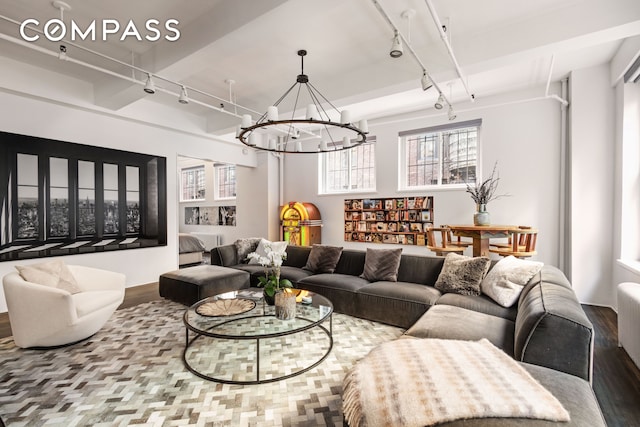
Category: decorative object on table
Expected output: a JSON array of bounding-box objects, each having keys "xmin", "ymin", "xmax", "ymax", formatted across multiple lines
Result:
[
  {"xmin": 247, "ymin": 239, "xmax": 292, "ymax": 306},
  {"xmin": 236, "ymin": 50, "xmax": 369, "ymax": 154},
  {"xmin": 274, "ymin": 288, "xmax": 297, "ymax": 320},
  {"xmin": 196, "ymin": 298, "xmax": 256, "ymax": 317},
  {"xmin": 465, "ymin": 162, "xmax": 508, "ymax": 226}
]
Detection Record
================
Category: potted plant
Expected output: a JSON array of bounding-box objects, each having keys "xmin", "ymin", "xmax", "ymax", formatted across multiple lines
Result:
[
  {"xmin": 247, "ymin": 244, "xmax": 293, "ymax": 306},
  {"xmin": 465, "ymin": 162, "xmax": 507, "ymax": 226}
]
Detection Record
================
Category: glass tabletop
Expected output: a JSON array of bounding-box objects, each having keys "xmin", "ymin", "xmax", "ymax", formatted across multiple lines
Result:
[{"xmin": 184, "ymin": 288, "xmax": 333, "ymax": 339}]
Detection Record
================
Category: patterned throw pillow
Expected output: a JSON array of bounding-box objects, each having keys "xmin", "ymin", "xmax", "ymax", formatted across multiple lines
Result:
[
  {"xmin": 234, "ymin": 238, "xmax": 261, "ymax": 263},
  {"xmin": 435, "ymin": 253, "xmax": 491, "ymax": 296},
  {"xmin": 481, "ymin": 256, "xmax": 543, "ymax": 307},
  {"xmin": 303, "ymin": 244, "xmax": 343, "ymax": 274},
  {"xmin": 15, "ymin": 259, "xmax": 82, "ymax": 294},
  {"xmin": 360, "ymin": 248, "xmax": 402, "ymax": 282}
]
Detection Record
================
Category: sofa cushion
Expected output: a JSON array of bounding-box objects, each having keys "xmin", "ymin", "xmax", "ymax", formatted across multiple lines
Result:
[
  {"xmin": 404, "ymin": 305, "xmax": 515, "ymax": 356},
  {"xmin": 73, "ymin": 290, "xmax": 125, "ymax": 317},
  {"xmin": 396, "ymin": 254, "xmax": 445, "ymax": 285},
  {"xmin": 234, "ymin": 238, "xmax": 261, "ymax": 263},
  {"xmin": 279, "ymin": 266, "xmax": 314, "ymax": 283},
  {"xmin": 436, "ymin": 293, "xmax": 517, "ymax": 321},
  {"xmin": 15, "ymin": 259, "xmax": 82, "ymax": 294},
  {"xmin": 333, "ymin": 250, "xmax": 367, "ymax": 276},
  {"xmin": 434, "ymin": 253, "xmax": 490, "ymax": 296},
  {"xmin": 360, "ymin": 248, "xmax": 402, "ymax": 282},
  {"xmin": 283, "ymin": 245, "xmax": 312, "ymax": 268},
  {"xmin": 481, "ymin": 256, "xmax": 543, "ymax": 307},
  {"xmin": 298, "ymin": 273, "xmax": 370, "ymax": 292},
  {"xmin": 303, "ymin": 244, "xmax": 343, "ymax": 274}
]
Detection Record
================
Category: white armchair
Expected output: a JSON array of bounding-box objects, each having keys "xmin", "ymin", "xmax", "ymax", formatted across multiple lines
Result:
[{"xmin": 2, "ymin": 265, "xmax": 125, "ymax": 348}]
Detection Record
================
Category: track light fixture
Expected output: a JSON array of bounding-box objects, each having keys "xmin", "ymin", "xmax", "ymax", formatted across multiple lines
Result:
[
  {"xmin": 434, "ymin": 94, "xmax": 444, "ymax": 110},
  {"xmin": 448, "ymin": 105, "xmax": 456, "ymax": 121},
  {"xmin": 389, "ymin": 31, "xmax": 403, "ymax": 58},
  {"xmin": 421, "ymin": 72, "xmax": 433, "ymax": 91},
  {"xmin": 143, "ymin": 73, "xmax": 155, "ymax": 94},
  {"xmin": 178, "ymin": 86, "xmax": 189, "ymax": 104}
]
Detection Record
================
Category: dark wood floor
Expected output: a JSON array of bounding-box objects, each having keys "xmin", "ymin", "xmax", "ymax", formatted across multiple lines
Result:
[{"xmin": 1, "ymin": 286, "xmax": 639, "ymax": 426}]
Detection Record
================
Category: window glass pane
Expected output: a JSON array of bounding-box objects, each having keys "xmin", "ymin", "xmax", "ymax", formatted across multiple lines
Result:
[
  {"xmin": 78, "ymin": 161, "xmax": 95, "ymax": 236},
  {"xmin": 104, "ymin": 163, "xmax": 119, "ymax": 234},
  {"xmin": 216, "ymin": 164, "xmax": 236, "ymax": 199},
  {"xmin": 17, "ymin": 153, "xmax": 39, "ymax": 239},
  {"xmin": 49, "ymin": 157, "xmax": 69, "ymax": 237},
  {"xmin": 320, "ymin": 141, "xmax": 376, "ymax": 194},
  {"xmin": 402, "ymin": 125, "xmax": 478, "ymax": 189},
  {"xmin": 126, "ymin": 166, "xmax": 140, "ymax": 233},
  {"xmin": 181, "ymin": 166, "xmax": 205, "ymax": 200}
]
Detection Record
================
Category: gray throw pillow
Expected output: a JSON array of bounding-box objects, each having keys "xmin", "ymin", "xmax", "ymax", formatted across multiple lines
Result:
[
  {"xmin": 360, "ymin": 248, "xmax": 402, "ymax": 282},
  {"xmin": 303, "ymin": 244, "xmax": 343, "ymax": 274},
  {"xmin": 234, "ymin": 238, "xmax": 261, "ymax": 263},
  {"xmin": 435, "ymin": 253, "xmax": 491, "ymax": 296}
]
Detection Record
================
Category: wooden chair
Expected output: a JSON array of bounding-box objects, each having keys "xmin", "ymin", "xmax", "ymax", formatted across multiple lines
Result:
[
  {"xmin": 489, "ymin": 225, "xmax": 532, "ymax": 250},
  {"xmin": 489, "ymin": 227, "xmax": 538, "ymax": 258},
  {"xmin": 426, "ymin": 226, "xmax": 465, "ymax": 256},
  {"xmin": 440, "ymin": 224, "xmax": 473, "ymax": 250}
]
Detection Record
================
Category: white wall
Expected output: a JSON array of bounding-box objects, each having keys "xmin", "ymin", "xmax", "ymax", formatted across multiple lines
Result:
[
  {"xmin": 0, "ymin": 63, "xmax": 265, "ymax": 313},
  {"xmin": 284, "ymin": 86, "xmax": 563, "ymax": 266},
  {"xmin": 569, "ymin": 64, "xmax": 616, "ymax": 306}
]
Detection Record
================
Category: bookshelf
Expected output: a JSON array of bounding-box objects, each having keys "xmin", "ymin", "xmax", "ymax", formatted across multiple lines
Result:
[{"xmin": 344, "ymin": 196, "xmax": 434, "ymax": 245}]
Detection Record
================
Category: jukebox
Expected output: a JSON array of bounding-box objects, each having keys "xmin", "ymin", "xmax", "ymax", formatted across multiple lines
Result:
[{"xmin": 279, "ymin": 202, "xmax": 322, "ymax": 246}]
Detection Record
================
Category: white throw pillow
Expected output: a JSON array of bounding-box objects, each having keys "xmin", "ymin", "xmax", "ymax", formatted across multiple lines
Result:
[
  {"xmin": 248, "ymin": 239, "xmax": 288, "ymax": 265},
  {"xmin": 15, "ymin": 259, "xmax": 82, "ymax": 294},
  {"xmin": 481, "ymin": 256, "xmax": 543, "ymax": 307}
]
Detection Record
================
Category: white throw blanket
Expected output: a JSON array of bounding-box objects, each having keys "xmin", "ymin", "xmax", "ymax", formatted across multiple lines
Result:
[{"xmin": 342, "ymin": 338, "xmax": 570, "ymax": 427}]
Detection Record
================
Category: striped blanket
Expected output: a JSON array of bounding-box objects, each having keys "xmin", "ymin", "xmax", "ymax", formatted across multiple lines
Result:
[{"xmin": 342, "ymin": 338, "xmax": 570, "ymax": 427}]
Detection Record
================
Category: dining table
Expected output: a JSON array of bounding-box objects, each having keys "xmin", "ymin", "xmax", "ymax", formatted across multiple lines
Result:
[{"xmin": 446, "ymin": 224, "xmax": 520, "ymax": 257}]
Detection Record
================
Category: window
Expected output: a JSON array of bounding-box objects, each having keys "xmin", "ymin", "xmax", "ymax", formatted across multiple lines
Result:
[
  {"xmin": 215, "ymin": 164, "xmax": 236, "ymax": 200},
  {"xmin": 103, "ymin": 163, "xmax": 119, "ymax": 234},
  {"xmin": 319, "ymin": 140, "xmax": 376, "ymax": 194},
  {"xmin": 181, "ymin": 166, "xmax": 205, "ymax": 201},
  {"xmin": 77, "ymin": 160, "xmax": 95, "ymax": 236},
  {"xmin": 16, "ymin": 153, "xmax": 39, "ymax": 239},
  {"xmin": 49, "ymin": 157, "xmax": 69, "ymax": 237},
  {"xmin": 399, "ymin": 119, "xmax": 481, "ymax": 190}
]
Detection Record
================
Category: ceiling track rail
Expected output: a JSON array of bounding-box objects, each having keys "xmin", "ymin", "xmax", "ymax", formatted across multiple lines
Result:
[
  {"xmin": 370, "ymin": 0, "xmax": 452, "ymax": 108},
  {"xmin": 0, "ymin": 13, "xmax": 261, "ymax": 117}
]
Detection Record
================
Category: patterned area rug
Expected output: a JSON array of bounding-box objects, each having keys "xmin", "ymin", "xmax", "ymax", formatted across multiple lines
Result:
[{"xmin": 0, "ymin": 300, "xmax": 403, "ymax": 426}]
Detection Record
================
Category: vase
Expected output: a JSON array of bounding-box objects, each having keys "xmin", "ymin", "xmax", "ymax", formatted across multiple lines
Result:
[
  {"xmin": 473, "ymin": 203, "xmax": 490, "ymax": 226},
  {"xmin": 263, "ymin": 289, "xmax": 275, "ymax": 306},
  {"xmin": 274, "ymin": 291, "xmax": 296, "ymax": 320}
]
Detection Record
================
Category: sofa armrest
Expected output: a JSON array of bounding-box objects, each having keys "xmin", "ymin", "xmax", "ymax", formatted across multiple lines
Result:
[
  {"xmin": 210, "ymin": 244, "xmax": 238, "ymax": 266},
  {"xmin": 67, "ymin": 265, "xmax": 125, "ymax": 293},
  {"xmin": 515, "ymin": 272, "xmax": 594, "ymax": 382}
]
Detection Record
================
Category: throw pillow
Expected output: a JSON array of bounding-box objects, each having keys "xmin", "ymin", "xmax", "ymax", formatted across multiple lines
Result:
[
  {"xmin": 303, "ymin": 244, "xmax": 343, "ymax": 274},
  {"xmin": 360, "ymin": 248, "xmax": 402, "ymax": 282},
  {"xmin": 248, "ymin": 239, "xmax": 288, "ymax": 264},
  {"xmin": 235, "ymin": 238, "xmax": 261, "ymax": 263},
  {"xmin": 15, "ymin": 259, "xmax": 82, "ymax": 294},
  {"xmin": 481, "ymin": 255, "xmax": 544, "ymax": 307},
  {"xmin": 434, "ymin": 253, "xmax": 491, "ymax": 296}
]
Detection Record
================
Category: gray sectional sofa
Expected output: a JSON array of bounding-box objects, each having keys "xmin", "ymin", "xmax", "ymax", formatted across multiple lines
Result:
[
  {"xmin": 209, "ymin": 242, "xmax": 605, "ymax": 426},
  {"xmin": 212, "ymin": 243, "xmax": 593, "ymax": 382}
]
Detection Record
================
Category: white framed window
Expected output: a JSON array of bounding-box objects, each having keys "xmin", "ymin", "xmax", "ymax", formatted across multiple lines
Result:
[
  {"xmin": 215, "ymin": 164, "xmax": 236, "ymax": 200},
  {"xmin": 319, "ymin": 139, "xmax": 376, "ymax": 194},
  {"xmin": 180, "ymin": 165, "xmax": 205, "ymax": 201},
  {"xmin": 399, "ymin": 119, "xmax": 481, "ymax": 190}
]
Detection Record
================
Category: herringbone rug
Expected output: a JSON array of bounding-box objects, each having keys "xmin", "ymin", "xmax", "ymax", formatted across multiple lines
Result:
[{"xmin": 0, "ymin": 300, "xmax": 403, "ymax": 426}]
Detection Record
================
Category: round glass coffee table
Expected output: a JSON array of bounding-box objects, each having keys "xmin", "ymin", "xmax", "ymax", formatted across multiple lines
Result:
[{"xmin": 183, "ymin": 288, "xmax": 333, "ymax": 384}]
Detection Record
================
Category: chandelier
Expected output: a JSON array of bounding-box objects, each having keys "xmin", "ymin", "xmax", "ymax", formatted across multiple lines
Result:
[{"xmin": 237, "ymin": 50, "xmax": 369, "ymax": 154}]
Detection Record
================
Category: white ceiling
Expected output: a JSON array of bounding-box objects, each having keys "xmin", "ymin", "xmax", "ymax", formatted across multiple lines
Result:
[{"xmin": 1, "ymin": 0, "xmax": 639, "ymax": 140}]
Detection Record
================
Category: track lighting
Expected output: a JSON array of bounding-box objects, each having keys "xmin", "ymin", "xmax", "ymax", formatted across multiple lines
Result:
[
  {"xmin": 434, "ymin": 94, "xmax": 444, "ymax": 110},
  {"xmin": 389, "ymin": 31, "xmax": 403, "ymax": 58},
  {"xmin": 143, "ymin": 73, "xmax": 155, "ymax": 94},
  {"xmin": 421, "ymin": 72, "xmax": 433, "ymax": 91},
  {"xmin": 448, "ymin": 105, "xmax": 457, "ymax": 121},
  {"xmin": 178, "ymin": 86, "xmax": 189, "ymax": 104}
]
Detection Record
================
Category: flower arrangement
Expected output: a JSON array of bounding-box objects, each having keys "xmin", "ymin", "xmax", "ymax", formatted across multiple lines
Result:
[
  {"xmin": 465, "ymin": 162, "xmax": 507, "ymax": 206},
  {"xmin": 247, "ymin": 243, "xmax": 292, "ymax": 298}
]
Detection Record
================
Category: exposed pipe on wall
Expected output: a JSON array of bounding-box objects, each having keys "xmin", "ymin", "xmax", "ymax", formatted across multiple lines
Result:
[{"xmin": 559, "ymin": 78, "xmax": 570, "ymax": 274}]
